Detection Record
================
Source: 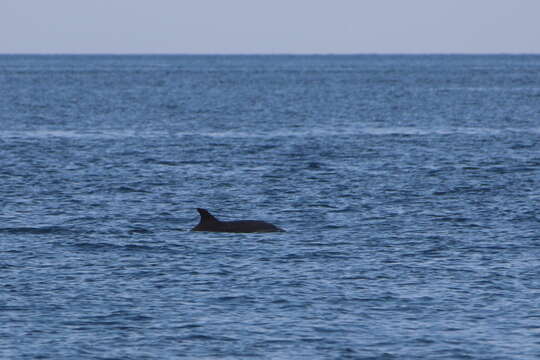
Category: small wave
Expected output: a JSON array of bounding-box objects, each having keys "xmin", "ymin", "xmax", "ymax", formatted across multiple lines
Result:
[
  {"xmin": 432, "ymin": 216, "xmax": 469, "ymax": 223},
  {"xmin": 263, "ymin": 338, "xmax": 297, "ymax": 345},
  {"xmin": 73, "ymin": 242, "xmax": 158, "ymax": 252},
  {"xmin": 433, "ymin": 185, "xmax": 500, "ymax": 196},
  {"xmin": 213, "ymin": 295, "xmax": 255, "ymax": 303},
  {"xmin": 0, "ymin": 130, "xmax": 167, "ymax": 139},
  {"xmin": 313, "ymin": 326, "xmax": 343, "ymax": 334},
  {"xmin": 303, "ymin": 242, "xmax": 352, "ymax": 247},
  {"xmin": 2, "ymin": 126, "xmax": 538, "ymax": 141},
  {"xmin": 179, "ymin": 334, "xmax": 236, "ymax": 342},
  {"xmin": 127, "ymin": 227, "xmax": 152, "ymax": 235},
  {"xmin": 142, "ymin": 158, "xmax": 202, "ymax": 166},
  {"xmin": 116, "ymin": 186, "xmax": 150, "ymax": 193},
  {"xmin": 174, "ymin": 324, "xmax": 203, "ymax": 330},
  {"xmin": 173, "ymin": 126, "xmax": 540, "ymax": 138},
  {"xmin": 151, "ymin": 160, "xmax": 180, "ymax": 166},
  {"xmin": 123, "ymin": 244, "xmax": 157, "ymax": 252},
  {"xmin": 0, "ymin": 226, "xmax": 72, "ymax": 235},
  {"xmin": 73, "ymin": 242, "xmax": 119, "ymax": 251}
]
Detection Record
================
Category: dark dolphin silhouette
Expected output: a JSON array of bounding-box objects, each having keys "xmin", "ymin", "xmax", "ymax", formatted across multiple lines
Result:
[{"xmin": 191, "ymin": 208, "xmax": 284, "ymax": 233}]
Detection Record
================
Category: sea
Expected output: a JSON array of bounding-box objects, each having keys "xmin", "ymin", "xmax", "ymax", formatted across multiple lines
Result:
[{"xmin": 1, "ymin": 54, "xmax": 540, "ymax": 359}]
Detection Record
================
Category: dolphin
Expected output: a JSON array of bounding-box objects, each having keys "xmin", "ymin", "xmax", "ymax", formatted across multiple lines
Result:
[{"xmin": 191, "ymin": 208, "xmax": 284, "ymax": 233}]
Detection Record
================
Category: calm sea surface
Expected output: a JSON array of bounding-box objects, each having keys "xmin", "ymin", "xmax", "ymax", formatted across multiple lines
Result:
[{"xmin": 1, "ymin": 55, "xmax": 540, "ymax": 359}]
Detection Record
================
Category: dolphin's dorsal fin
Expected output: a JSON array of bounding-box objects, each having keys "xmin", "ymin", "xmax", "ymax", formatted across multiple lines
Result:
[{"xmin": 197, "ymin": 208, "xmax": 219, "ymax": 224}]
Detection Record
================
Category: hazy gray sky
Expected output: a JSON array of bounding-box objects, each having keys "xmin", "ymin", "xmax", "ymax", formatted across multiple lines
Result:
[{"xmin": 1, "ymin": 0, "xmax": 539, "ymax": 54}]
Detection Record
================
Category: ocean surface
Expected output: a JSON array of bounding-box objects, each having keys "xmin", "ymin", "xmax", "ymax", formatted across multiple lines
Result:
[{"xmin": 1, "ymin": 54, "xmax": 540, "ymax": 359}]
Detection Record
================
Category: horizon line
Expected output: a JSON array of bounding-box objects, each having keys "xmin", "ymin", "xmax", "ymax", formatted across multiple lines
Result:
[{"xmin": 1, "ymin": 52, "xmax": 540, "ymax": 56}]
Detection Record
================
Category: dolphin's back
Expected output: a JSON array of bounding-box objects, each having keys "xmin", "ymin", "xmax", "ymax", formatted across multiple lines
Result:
[
  {"xmin": 192, "ymin": 208, "xmax": 284, "ymax": 233},
  {"xmin": 219, "ymin": 220, "xmax": 284, "ymax": 233}
]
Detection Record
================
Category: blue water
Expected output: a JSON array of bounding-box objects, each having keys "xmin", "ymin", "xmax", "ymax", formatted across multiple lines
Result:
[{"xmin": 1, "ymin": 55, "xmax": 540, "ymax": 359}]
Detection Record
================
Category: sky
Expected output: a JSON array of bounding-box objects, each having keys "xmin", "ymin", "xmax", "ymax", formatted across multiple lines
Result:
[{"xmin": 1, "ymin": 0, "xmax": 539, "ymax": 54}]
